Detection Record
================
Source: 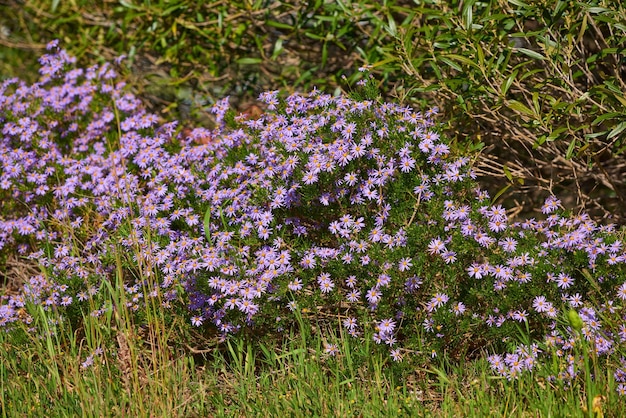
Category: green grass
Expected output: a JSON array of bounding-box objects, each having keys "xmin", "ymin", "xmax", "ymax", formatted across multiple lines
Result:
[{"xmin": 2, "ymin": 283, "xmax": 625, "ymax": 417}]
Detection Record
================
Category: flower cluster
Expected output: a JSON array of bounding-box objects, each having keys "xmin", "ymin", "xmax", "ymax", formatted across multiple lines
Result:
[{"xmin": 1, "ymin": 44, "xmax": 626, "ymax": 395}]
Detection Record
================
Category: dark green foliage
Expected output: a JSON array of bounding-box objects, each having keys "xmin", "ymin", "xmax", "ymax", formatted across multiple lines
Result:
[{"xmin": 2, "ymin": 0, "xmax": 625, "ymax": 219}]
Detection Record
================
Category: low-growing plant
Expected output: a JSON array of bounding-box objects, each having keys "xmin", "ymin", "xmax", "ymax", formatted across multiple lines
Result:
[{"xmin": 1, "ymin": 43, "xmax": 626, "ymax": 407}]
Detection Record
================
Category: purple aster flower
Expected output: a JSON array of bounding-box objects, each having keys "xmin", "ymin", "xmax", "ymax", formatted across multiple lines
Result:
[
  {"xmin": 541, "ymin": 196, "xmax": 561, "ymax": 214},
  {"xmin": 441, "ymin": 250, "xmax": 457, "ymax": 264},
  {"xmin": 343, "ymin": 317, "xmax": 357, "ymax": 330},
  {"xmin": 365, "ymin": 288, "xmax": 382, "ymax": 304},
  {"xmin": 427, "ymin": 238, "xmax": 446, "ymax": 255},
  {"xmin": 467, "ymin": 263, "xmax": 486, "ymax": 279},
  {"xmin": 324, "ymin": 343, "xmax": 339, "ymax": 356},
  {"xmin": 556, "ymin": 273, "xmax": 574, "ymax": 289},
  {"xmin": 398, "ymin": 257, "xmax": 412, "ymax": 272},
  {"xmin": 390, "ymin": 349, "xmax": 403, "ymax": 362},
  {"xmin": 532, "ymin": 296, "xmax": 550, "ymax": 313},
  {"xmin": 377, "ymin": 318, "xmax": 396, "ymax": 334},
  {"xmin": 450, "ymin": 302, "xmax": 466, "ymax": 316},
  {"xmin": 346, "ymin": 289, "xmax": 361, "ymax": 302}
]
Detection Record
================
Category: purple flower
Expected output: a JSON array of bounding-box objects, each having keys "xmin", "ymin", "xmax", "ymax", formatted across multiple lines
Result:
[
  {"xmin": 390, "ymin": 349, "xmax": 403, "ymax": 362},
  {"xmin": 556, "ymin": 273, "xmax": 574, "ymax": 289},
  {"xmin": 365, "ymin": 288, "xmax": 382, "ymax": 304},
  {"xmin": 343, "ymin": 317, "xmax": 357, "ymax": 330},
  {"xmin": 398, "ymin": 257, "xmax": 412, "ymax": 272},
  {"xmin": 324, "ymin": 343, "xmax": 339, "ymax": 356},
  {"xmin": 541, "ymin": 196, "xmax": 561, "ymax": 214},
  {"xmin": 377, "ymin": 318, "xmax": 396, "ymax": 334}
]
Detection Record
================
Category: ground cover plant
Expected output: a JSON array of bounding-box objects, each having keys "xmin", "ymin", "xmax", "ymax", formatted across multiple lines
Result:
[{"xmin": 2, "ymin": 42, "xmax": 626, "ymax": 416}]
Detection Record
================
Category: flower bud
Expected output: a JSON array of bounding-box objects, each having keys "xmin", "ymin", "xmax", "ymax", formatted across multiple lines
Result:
[{"xmin": 567, "ymin": 309, "xmax": 583, "ymax": 332}]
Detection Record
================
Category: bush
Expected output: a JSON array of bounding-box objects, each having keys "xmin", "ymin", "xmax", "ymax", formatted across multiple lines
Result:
[
  {"xmin": 369, "ymin": 0, "xmax": 626, "ymax": 221},
  {"xmin": 2, "ymin": 46, "xmax": 626, "ymax": 395}
]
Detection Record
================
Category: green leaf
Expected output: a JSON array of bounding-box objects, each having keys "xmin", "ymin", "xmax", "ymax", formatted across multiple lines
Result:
[
  {"xmin": 203, "ymin": 207, "xmax": 212, "ymax": 244},
  {"xmin": 438, "ymin": 56, "xmax": 462, "ymax": 72},
  {"xmin": 475, "ymin": 43, "xmax": 485, "ymax": 68},
  {"xmin": 501, "ymin": 70, "xmax": 518, "ymax": 96},
  {"xmin": 265, "ymin": 20, "xmax": 294, "ymax": 30},
  {"xmin": 503, "ymin": 165, "xmax": 513, "ymax": 182},
  {"xmin": 304, "ymin": 32, "xmax": 325, "ymax": 41},
  {"xmin": 584, "ymin": 131, "xmax": 607, "ymax": 139},
  {"xmin": 119, "ymin": 0, "xmax": 140, "ymax": 10},
  {"xmin": 444, "ymin": 54, "xmax": 479, "ymax": 69},
  {"xmin": 370, "ymin": 58, "xmax": 398, "ymax": 69},
  {"xmin": 507, "ymin": 0, "xmax": 530, "ymax": 7},
  {"xmin": 492, "ymin": 184, "xmax": 511, "ymax": 204},
  {"xmin": 534, "ymin": 135, "xmax": 546, "ymax": 148},
  {"xmin": 507, "ymin": 100, "xmax": 534, "ymax": 117},
  {"xmin": 386, "ymin": 15, "xmax": 397, "ymax": 37},
  {"xmin": 515, "ymin": 47, "xmax": 545, "ymax": 61},
  {"xmin": 532, "ymin": 91, "xmax": 540, "ymax": 114},
  {"xmin": 546, "ymin": 127, "xmax": 568, "ymax": 142},
  {"xmin": 591, "ymin": 112, "xmax": 622, "ymax": 126},
  {"xmin": 588, "ymin": 7, "xmax": 610, "ymax": 14},
  {"xmin": 271, "ymin": 38, "xmax": 284, "ymax": 60},
  {"xmin": 614, "ymin": 95, "xmax": 626, "ymax": 108},
  {"xmin": 565, "ymin": 139, "xmax": 576, "ymax": 160},
  {"xmin": 577, "ymin": 13, "xmax": 588, "ymax": 44},
  {"xmin": 603, "ymin": 80, "xmax": 622, "ymax": 94},
  {"xmin": 236, "ymin": 57, "xmax": 263, "ymax": 65},
  {"xmin": 463, "ymin": 1, "xmax": 473, "ymax": 31},
  {"xmin": 607, "ymin": 121, "xmax": 626, "ymax": 140}
]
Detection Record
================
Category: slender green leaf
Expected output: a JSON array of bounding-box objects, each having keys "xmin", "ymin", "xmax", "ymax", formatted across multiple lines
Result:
[
  {"xmin": 507, "ymin": 0, "xmax": 530, "ymax": 7},
  {"xmin": 203, "ymin": 206, "xmax": 212, "ymax": 243},
  {"xmin": 588, "ymin": 7, "xmax": 610, "ymax": 14},
  {"xmin": 271, "ymin": 38, "xmax": 284, "ymax": 60},
  {"xmin": 565, "ymin": 139, "xmax": 576, "ymax": 159},
  {"xmin": 476, "ymin": 43, "xmax": 485, "ymax": 68},
  {"xmin": 463, "ymin": 1, "xmax": 473, "ymax": 31},
  {"xmin": 532, "ymin": 91, "xmax": 540, "ymax": 114},
  {"xmin": 508, "ymin": 100, "xmax": 535, "ymax": 116},
  {"xmin": 265, "ymin": 20, "xmax": 294, "ymax": 31},
  {"xmin": 444, "ymin": 54, "xmax": 479, "ymax": 69},
  {"xmin": 607, "ymin": 121, "xmax": 626, "ymax": 140},
  {"xmin": 584, "ymin": 131, "xmax": 608, "ymax": 139},
  {"xmin": 577, "ymin": 13, "xmax": 588, "ymax": 44},
  {"xmin": 438, "ymin": 56, "xmax": 462, "ymax": 72},
  {"xmin": 546, "ymin": 127, "xmax": 568, "ymax": 141},
  {"xmin": 591, "ymin": 112, "xmax": 622, "ymax": 126},
  {"xmin": 613, "ymin": 95, "xmax": 626, "ymax": 108},
  {"xmin": 236, "ymin": 57, "xmax": 263, "ymax": 65},
  {"xmin": 501, "ymin": 70, "xmax": 518, "ymax": 96},
  {"xmin": 515, "ymin": 47, "xmax": 545, "ymax": 60},
  {"xmin": 386, "ymin": 15, "xmax": 397, "ymax": 37},
  {"xmin": 503, "ymin": 165, "xmax": 513, "ymax": 182},
  {"xmin": 492, "ymin": 184, "xmax": 511, "ymax": 204}
]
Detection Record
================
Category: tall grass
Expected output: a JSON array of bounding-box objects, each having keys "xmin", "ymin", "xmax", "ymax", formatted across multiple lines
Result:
[{"xmin": 3, "ymin": 271, "xmax": 626, "ymax": 417}]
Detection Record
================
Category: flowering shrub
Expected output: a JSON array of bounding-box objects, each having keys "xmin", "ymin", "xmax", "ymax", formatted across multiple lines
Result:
[{"xmin": 1, "ymin": 43, "xmax": 626, "ymax": 393}]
